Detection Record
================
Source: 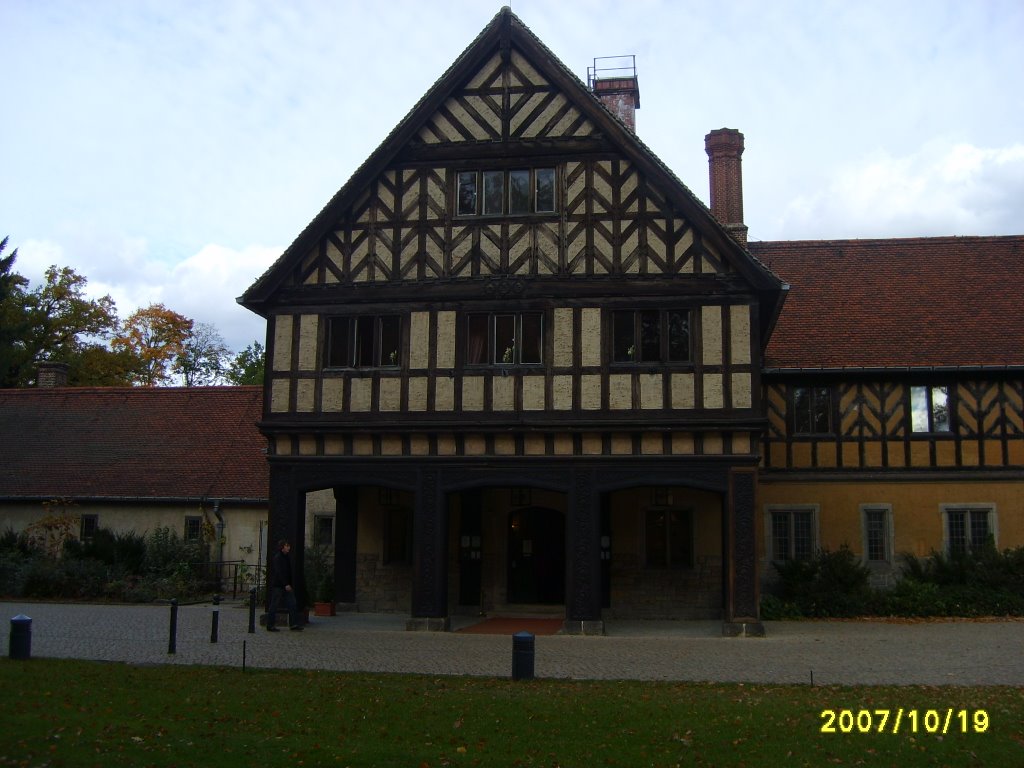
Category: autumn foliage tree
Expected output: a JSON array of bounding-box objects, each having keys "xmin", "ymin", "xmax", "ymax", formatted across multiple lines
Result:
[
  {"xmin": 0, "ymin": 241, "xmax": 123, "ymax": 387},
  {"xmin": 112, "ymin": 304, "xmax": 193, "ymax": 386}
]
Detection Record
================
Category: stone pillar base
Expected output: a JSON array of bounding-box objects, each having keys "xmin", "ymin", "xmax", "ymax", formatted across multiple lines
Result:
[
  {"xmin": 722, "ymin": 620, "xmax": 766, "ymax": 637},
  {"xmin": 406, "ymin": 616, "xmax": 450, "ymax": 632},
  {"xmin": 562, "ymin": 619, "xmax": 605, "ymax": 636}
]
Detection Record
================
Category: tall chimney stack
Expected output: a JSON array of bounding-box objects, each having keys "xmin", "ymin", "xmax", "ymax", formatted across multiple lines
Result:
[
  {"xmin": 589, "ymin": 56, "xmax": 640, "ymax": 133},
  {"xmin": 705, "ymin": 128, "xmax": 748, "ymax": 246}
]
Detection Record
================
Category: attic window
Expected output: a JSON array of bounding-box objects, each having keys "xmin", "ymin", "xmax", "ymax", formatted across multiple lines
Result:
[{"xmin": 457, "ymin": 168, "xmax": 556, "ymax": 217}]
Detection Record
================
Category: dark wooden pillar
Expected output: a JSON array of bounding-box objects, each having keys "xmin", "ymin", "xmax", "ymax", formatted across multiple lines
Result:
[
  {"xmin": 333, "ymin": 486, "xmax": 359, "ymax": 606},
  {"xmin": 408, "ymin": 468, "xmax": 449, "ymax": 631},
  {"xmin": 267, "ymin": 463, "xmax": 307, "ymax": 610},
  {"xmin": 723, "ymin": 467, "xmax": 764, "ymax": 636},
  {"xmin": 564, "ymin": 468, "xmax": 604, "ymax": 634}
]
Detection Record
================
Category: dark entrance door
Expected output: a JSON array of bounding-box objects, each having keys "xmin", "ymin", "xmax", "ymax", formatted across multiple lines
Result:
[
  {"xmin": 458, "ymin": 490, "xmax": 482, "ymax": 606},
  {"xmin": 508, "ymin": 507, "xmax": 565, "ymax": 604}
]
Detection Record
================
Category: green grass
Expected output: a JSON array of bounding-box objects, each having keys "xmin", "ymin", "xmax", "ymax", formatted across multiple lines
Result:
[{"xmin": 1, "ymin": 660, "xmax": 1021, "ymax": 767}]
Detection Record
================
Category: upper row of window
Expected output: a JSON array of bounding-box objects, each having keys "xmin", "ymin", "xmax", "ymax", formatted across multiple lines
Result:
[
  {"xmin": 792, "ymin": 384, "xmax": 952, "ymax": 435},
  {"xmin": 457, "ymin": 168, "xmax": 556, "ymax": 217},
  {"xmin": 324, "ymin": 309, "xmax": 692, "ymax": 369}
]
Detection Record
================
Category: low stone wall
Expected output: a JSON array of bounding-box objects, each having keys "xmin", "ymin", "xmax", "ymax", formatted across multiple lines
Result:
[{"xmin": 355, "ymin": 553, "xmax": 412, "ymax": 613}]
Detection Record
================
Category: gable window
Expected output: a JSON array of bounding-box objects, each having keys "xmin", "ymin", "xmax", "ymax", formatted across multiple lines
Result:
[
  {"xmin": 611, "ymin": 309, "xmax": 691, "ymax": 365},
  {"xmin": 792, "ymin": 386, "xmax": 832, "ymax": 434},
  {"xmin": 456, "ymin": 168, "xmax": 556, "ymax": 216},
  {"xmin": 943, "ymin": 506, "xmax": 994, "ymax": 555},
  {"xmin": 80, "ymin": 514, "xmax": 99, "ymax": 543},
  {"xmin": 466, "ymin": 312, "xmax": 543, "ymax": 366},
  {"xmin": 911, "ymin": 385, "xmax": 950, "ymax": 433},
  {"xmin": 861, "ymin": 505, "xmax": 893, "ymax": 564},
  {"xmin": 327, "ymin": 315, "xmax": 402, "ymax": 368},
  {"xmin": 184, "ymin": 516, "xmax": 203, "ymax": 542},
  {"xmin": 645, "ymin": 508, "xmax": 693, "ymax": 568},
  {"xmin": 769, "ymin": 507, "xmax": 817, "ymax": 562}
]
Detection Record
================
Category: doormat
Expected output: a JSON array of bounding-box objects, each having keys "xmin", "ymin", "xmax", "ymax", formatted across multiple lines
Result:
[{"xmin": 457, "ymin": 617, "xmax": 563, "ymax": 636}]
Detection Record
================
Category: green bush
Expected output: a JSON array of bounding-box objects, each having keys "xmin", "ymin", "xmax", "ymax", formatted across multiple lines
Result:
[{"xmin": 768, "ymin": 545, "xmax": 872, "ymax": 618}]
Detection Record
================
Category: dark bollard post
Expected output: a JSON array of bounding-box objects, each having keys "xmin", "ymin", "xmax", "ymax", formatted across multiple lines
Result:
[
  {"xmin": 168, "ymin": 599, "xmax": 178, "ymax": 655},
  {"xmin": 512, "ymin": 631, "xmax": 535, "ymax": 681},
  {"xmin": 248, "ymin": 587, "xmax": 257, "ymax": 634},
  {"xmin": 9, "ymin": 615, "xmax": 32, "ymax": 660},
  {"xmin": 210, "ymin": 594, "xmax": 221, "ymax": 643}
]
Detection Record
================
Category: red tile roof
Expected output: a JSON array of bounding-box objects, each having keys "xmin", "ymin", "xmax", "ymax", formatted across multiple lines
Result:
[
  {"xmin": 0, "ymin": 386, "xmax": 268, "ymax": 501},
  {"xmin": 750, "ymin": 236, "xmax": 1024, "ymax": 370}
]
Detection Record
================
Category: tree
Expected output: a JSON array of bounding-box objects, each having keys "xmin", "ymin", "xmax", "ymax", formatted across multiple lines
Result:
[
  {"xmin": 225, "ymin": 341, "xmax": 265, "ymax": 385},
  {"xmin": 175, "ymin": 322, "xmax": 229, "ymax": 386},
  {"xmin": 112, "ymin": 304, "xmax": 193, "ymax": 386},
  {"xmin": 0, "ymin": 237, "xmax": 31, "ymax": 386},
  {"xmin": 0, "ymin": 252, "xmax": 121, "ymax": 388}
]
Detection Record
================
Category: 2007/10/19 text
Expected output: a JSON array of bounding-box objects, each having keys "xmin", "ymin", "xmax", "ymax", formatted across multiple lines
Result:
[{"xmin": 820, "ymin": 709, "xmax": 989, "ymax": 735}]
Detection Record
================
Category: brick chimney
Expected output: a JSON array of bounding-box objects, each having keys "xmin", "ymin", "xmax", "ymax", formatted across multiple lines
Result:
[
  {"xmin": 589, "ymin": 56, "xmax": 640, "ymax": 133},
  {"xmin": 37, "ymin": 361, "xmax": 69, "ymax": 388},
  {"xmin": 705, "ymin": 128, "xmax": 748, "ymax": 246}
]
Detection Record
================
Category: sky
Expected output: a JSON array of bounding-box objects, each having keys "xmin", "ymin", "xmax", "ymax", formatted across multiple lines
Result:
[{"xmin": 3, "ymin": 0, "xmax": 1023, "ymax": 354}]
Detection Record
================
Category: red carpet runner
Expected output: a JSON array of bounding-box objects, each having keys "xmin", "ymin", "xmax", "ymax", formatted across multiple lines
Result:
[{"xmin": 456, "ymin": 617, "xmax": 563, "ymax": 635}]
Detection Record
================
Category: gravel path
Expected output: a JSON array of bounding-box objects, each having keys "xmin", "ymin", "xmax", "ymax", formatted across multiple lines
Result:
[{"xmin": 3, "ymin": 602, "xmax": 1021, "ymax": 686}]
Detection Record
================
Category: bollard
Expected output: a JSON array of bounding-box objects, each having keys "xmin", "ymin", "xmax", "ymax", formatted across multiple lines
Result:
[
  {"xmin": 511, "ymin": 631, "xmax": 535, "ymax": 681},
  {"xmin": 210, "ymin": 594, "xmax": 220, "ymax": 643},
  {"xmin": 168, "ymin": 599, "xmax": 178, "ymax": 655},
  {"xmin": 9, "ymin": 615, "xmax": 32, "ymax": 660},
  {"xmin": 248, "ymin": 587, "xmax": 257, "ymax": 633}
]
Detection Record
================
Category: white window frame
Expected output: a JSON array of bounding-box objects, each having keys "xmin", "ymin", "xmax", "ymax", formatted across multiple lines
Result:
[
  {"xmin": 859, "ymin": 504, "xmax": 894, "ymax": 565},
  {"xmin": 940, "ymin": 504, "xmax": 997, "ymax": 555},
  {"xmin": 764, "ymin": 504, "xmax": 819, "ymax": 562}
]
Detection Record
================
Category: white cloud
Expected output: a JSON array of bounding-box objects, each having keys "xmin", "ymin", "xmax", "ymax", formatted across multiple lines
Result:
[
  {"xmin": 16, "ymin": 237, "xmax": 277, "ymax": 353},
  {"xmin": 771, "ymin": 141, "xmax": 1024, "ymax": 240}
]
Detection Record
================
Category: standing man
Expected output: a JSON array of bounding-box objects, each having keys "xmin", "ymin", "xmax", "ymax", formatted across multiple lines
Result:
[{"xmin": 267, "ymin": 540, "xmax": 303, "ymax": 631}]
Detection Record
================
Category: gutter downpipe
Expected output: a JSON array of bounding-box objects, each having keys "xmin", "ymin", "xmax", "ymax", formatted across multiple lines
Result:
[{"xmin": 212, "ymin": 500, "xmax": 226, "ymax": 586}]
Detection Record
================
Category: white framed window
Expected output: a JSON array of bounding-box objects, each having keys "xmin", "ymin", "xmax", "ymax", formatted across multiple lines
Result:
[
  {"xmin": 184, "ymin": 516, "xmax": 203, "ymax": 542},
  {"xmin": 80, "ymin": 514, "xmax": 99, "ymax": 543},
  {"xmin": 860, "ymin": 504, "xmax": 893, "ymax": 564},
  {"xmin": 941, "ymin": 505, "xmax": 996, "ymax": 555},
  {"xmin": 765, "ymin": 505, "xmax": 819, "ymax": 562}
]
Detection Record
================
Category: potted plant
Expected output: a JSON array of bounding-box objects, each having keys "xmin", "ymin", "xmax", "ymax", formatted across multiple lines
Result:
[
  {"xmin": 313, "ymin": 572, "xmax": 335, "ymax": 616},
  {"xmin": 305, "ymin": 544, "xmax": 335, "ymax": 616}
]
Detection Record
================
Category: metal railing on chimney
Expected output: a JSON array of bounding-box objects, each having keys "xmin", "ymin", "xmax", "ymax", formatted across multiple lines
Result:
[{"xmin": 587, "ymin": 55, "xmax": 637, "ymax": 90}]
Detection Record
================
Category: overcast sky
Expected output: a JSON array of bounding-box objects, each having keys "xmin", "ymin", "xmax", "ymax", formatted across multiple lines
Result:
[{"xmin": 3, "ymin": 0, "xmax": 1022, "ymax": 353}]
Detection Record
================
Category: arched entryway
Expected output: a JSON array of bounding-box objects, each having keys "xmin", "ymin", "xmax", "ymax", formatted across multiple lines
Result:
[{"xmin": 507, "ymin": 506, "xmax": 565, "ymax": 604}]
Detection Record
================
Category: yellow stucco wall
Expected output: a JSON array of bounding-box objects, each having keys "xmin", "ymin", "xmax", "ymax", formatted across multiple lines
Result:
[{"xmin": 759, "ymin": 479, "xmax": 1024, "ymax": 559}]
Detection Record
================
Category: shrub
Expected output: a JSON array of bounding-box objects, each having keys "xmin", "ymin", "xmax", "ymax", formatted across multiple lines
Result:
[{"xmin": 769, "ymin": 546, "xmax": 872, "ymax": 618}]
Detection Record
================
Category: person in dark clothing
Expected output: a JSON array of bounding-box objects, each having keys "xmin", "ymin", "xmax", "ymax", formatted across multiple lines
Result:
[{"xmin": 267, "ymin": 540, "xmax": 302, "ymax": 631}]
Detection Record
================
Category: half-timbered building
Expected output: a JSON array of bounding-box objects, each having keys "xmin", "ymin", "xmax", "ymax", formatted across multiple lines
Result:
[
  {"xmin": 752, "ymin": 236, "xmax": 1024, "ymax": 585},
  {"xmin": 240, "ymin": 8, "xmax": 783, "ymax": 635},
  {"xmin": 239, "ymin": 7, "xmax": 1024, "ymax": 633}
]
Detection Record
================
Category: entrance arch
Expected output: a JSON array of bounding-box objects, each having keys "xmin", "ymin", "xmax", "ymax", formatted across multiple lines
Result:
[{"xmin": 507, "ymin": 506, "xmax": 565, "ymax": 604}]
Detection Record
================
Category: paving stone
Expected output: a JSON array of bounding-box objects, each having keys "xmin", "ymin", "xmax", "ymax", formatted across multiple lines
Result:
[{"xmin": 2, "ymin": 602, "xmax": 1020, "ymax": 686}]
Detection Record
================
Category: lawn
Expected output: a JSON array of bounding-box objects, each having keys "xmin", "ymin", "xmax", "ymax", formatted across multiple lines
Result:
[{"xmin": 0, "ymin": 659, "xmax": 1021, "ymax": 767}]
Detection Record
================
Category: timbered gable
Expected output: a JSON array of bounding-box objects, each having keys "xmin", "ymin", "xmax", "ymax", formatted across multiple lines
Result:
[
  {"xmin": 287, "ymin": 157, "xmax": 732, "ymax": 287},
  {"xmin": 242, "ymin": 8, "xmax": 781, "ymax": 310},
  {"xmin": 415, "ymin": 49, "xmax": 597, "ymax": 145}
]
